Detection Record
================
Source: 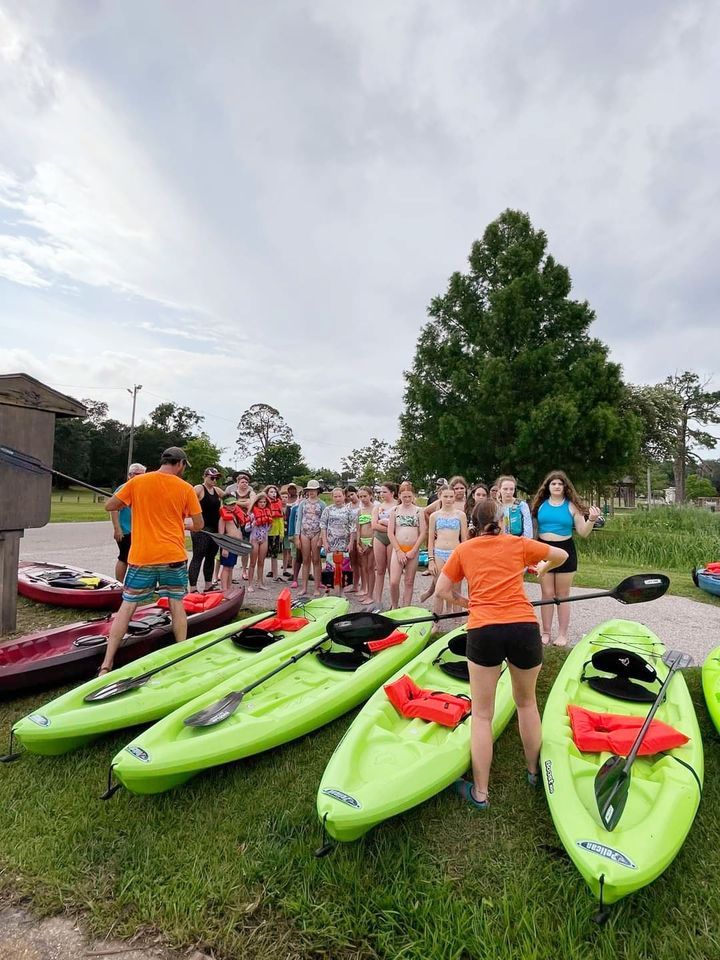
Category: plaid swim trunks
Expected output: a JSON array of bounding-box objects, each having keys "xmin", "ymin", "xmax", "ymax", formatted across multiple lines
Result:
[{"xmin": 122, "ymin": 561, "xmax": 188, "ymax": 605}]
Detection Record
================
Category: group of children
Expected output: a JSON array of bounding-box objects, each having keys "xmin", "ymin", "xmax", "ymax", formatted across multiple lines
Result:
[{"xmin": 203, "ymin": 469, "xmax": 601, "ymax": 645}]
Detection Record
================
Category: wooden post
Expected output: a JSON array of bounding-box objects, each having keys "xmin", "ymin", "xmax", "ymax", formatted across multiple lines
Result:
[{"xmin": 0, "ymin": 532, "xmax": 21, "ymax": 636}]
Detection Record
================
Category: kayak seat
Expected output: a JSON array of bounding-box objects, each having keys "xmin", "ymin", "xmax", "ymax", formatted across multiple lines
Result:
[
  {"xmin": 586, "ymin": 676, "xmax": 658, "ymax": 703},
  {"xmin": 316, "ymin": 648, "xmax": 370, "ymax": 671},
  {"xmin": 125, "ymin": 614, "xmax": 172, "ymax": 635},
  {"xmin": 230, "ymin": 628, "xmax": 279, "ymax": 652},
  {"xmin": 581, "ymin": 647, "xmax": 660, "ymax": 703},
  {"xmin": 438, "ymin": 659, "xmax": 470, "ymax": 682}
]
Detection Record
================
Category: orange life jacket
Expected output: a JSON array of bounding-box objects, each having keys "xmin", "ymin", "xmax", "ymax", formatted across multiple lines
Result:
[
  {"xmin": 384, "ymin": 674, "xmax": 471, "ymax": 728},
  {"xmin": 567, "ymin": 705, "xmax": 689, "ymax": 756},
  {"xmin": 157, "ymin": 592, "xmax": 224, "ymax": 614}
]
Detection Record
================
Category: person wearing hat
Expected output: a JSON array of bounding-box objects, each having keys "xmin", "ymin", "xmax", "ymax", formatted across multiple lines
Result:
[
  {"xmin": 294, "ymin": 479, "xmax": 326, "ymax": 597},
  {"xmin": 109, "ymin": 462, "xmax": 146, "ymax": 582},
  {"xmin": 188, "ymin": 467, "xmax": 226, "ymax": 590},
  {"xmin": 427, "ymin": 477, "xmax": 448, "ymax": 507},
  {"xmin": 99, "ymin": 447, "xmax": 203, "ymax": 674},
  {"xmin": 217, "ymin": 493, "xmax": 248, "ymax": 593},
  {"xmin": 224, "ymin": 471, "xmax": 254, "ymax": 580}
]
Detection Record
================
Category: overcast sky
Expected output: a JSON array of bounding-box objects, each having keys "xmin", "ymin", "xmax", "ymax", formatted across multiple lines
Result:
[{"xmin": 1, "ymin": 0, "xmax": 718, "ymax": 470}]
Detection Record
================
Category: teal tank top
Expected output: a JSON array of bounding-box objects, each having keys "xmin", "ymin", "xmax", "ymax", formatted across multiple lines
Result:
[{"xmin": 537, "ymin": 499, "xmax": 574, "ymax": 537}]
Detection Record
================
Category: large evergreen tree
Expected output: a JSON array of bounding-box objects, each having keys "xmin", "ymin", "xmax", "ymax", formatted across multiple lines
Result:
[{"xmin": 399, "ymin": 210, "xmax": 640, "ymax": 489}]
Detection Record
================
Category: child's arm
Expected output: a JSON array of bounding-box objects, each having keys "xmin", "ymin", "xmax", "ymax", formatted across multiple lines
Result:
[{"xmin": 459, "ymin": 511, "xmax": 469, "ymax": 543}]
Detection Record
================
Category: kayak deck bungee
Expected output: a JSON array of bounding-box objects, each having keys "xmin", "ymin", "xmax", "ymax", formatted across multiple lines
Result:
[
  {"xmin": 541, "ymin": 619, "xmax": 702, "ymax": 907},
  {"xmin": 111, "ymin": 607, "xmax": 433, "ymax": 796},
  {"xmin": 12, "ymin": 597, "xmax": 346, "ymax": 756},
  {"xmin": 18, "ymin": 561, "xmax": 124, "ymax": 610},
  {"xmin": 0, "ymin": 588, "xmax": 245, "ymax": 695},
  {"xmin": 317, "ymin": 626, "xmax": 515, "ymax": 842},
  {"xmin": 701, "ymin": 646, "xmax": 720, "ymax": 734}
]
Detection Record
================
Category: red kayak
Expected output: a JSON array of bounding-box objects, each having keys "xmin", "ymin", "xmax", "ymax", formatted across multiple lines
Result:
[
  {"xmin": 18, "ymin": 561, "xmax": 125, "ymax": 610},
  {"xmin": 0, "ymin": 587, "xmax": 245, "ymax": 695}
]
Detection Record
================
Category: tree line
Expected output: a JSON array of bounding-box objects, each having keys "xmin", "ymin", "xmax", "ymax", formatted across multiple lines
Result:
[{"xmin": 53, "ymin": 209, "xmax": 720, "ymax": 502}]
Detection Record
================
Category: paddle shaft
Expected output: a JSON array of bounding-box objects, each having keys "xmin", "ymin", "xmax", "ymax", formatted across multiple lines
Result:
[
  {"xmin": 372, "ymin": 589, "xmax": 618, "ymax": 629},
  {"xmin": 621, "ymin": 660, "xmax": 683, "ymax": 773},
  {"xmin": 0, "ymin": 445, "xmax": 112, "ymax": 497},
  {"xmin": 184, "ymin": 635, "xmax": 330, "ymax": 725}
]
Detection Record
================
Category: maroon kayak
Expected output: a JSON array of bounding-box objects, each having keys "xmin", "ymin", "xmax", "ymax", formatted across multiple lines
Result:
[
  {"xmin": 18, "ymin": 561, "xmax": 124, "ymax": 610},
  {"xmin": 0, "ymin": 586, "xmax": 245, "ymax": 695}
]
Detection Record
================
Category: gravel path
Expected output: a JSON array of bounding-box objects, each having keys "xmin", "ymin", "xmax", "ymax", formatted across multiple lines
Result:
[{"xmin": 18, "ymin": 522, "xmax": 720, "ymax": 661}]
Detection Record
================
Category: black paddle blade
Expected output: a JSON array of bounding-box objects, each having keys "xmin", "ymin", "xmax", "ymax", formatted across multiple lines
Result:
[
  {"xmin": 205, "ymin": 531, "xmax": 252, "ymax": 556},
  {"xmin": 691, "ymin": 567, "xmax": 699, "ymax": 588},
  {"xmin": 613, "ymin": 574, "xmax": 670, "ymax": 605},
  {"xmin": 184, "ymin": 691, "xmax": 243, "ymax": 727},
  {"xmin": 84, "ymin": 676, "xmax": 146, "ymax": 701},
  {"xmin": 595, "ymin": 754, "xmax": 628, "ymax": 832},
  {"xmin": 230, "ymin": 628, "xmax": 278, "ymax": 651}
]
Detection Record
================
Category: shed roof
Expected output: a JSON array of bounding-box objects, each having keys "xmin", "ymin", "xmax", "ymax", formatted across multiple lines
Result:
[{"xmin": 0, "ymin": 373, "xmax": 86, "ymax": 418}]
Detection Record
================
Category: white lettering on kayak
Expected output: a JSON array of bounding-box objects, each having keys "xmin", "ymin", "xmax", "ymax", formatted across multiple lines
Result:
[
  {"xmin": 544, "ymin": 759, "xmax": 555, "ymax": 794},
  {"xmin": 576, "ymin": 841, "xmax": 636, "ymax": 869},
  {"xmin": 321, "ymin": 788, "xmax": 361, "ymax": 809}
]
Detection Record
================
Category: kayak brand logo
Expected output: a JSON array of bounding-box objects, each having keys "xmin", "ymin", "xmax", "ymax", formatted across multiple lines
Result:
[
  {"xmin": 28, "ymin": 714, "xmax": 50, "ymax": 727},
  {"xmin": 576, "ymin": 841, "xmax": 636, "ymax": 870},
  {"xmin": 544, "ymin": 760, "xmax": 554, "ymax": 794},
  {"xmin": 125, "ymin": 745, "xmax": 150, "ymax": 763},
  {"xmin": 321, "ymin": 788, "xmax": 361, "ymax": 809},
  {"xmin": 644, "ymin": 578, "xmax": 663, "ymax": 585}
]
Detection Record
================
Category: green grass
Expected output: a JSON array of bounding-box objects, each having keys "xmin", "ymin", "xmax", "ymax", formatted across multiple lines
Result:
[
  {"xmin": 51, "ymin": 488, "xmax": 108, "ymax": 523},
  {"xmin": 2, "ymin": 602, "xmax": 720, "ymax": 958}
]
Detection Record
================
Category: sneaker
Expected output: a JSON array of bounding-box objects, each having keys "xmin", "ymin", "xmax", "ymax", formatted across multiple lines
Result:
[
  {"xmin": 453, "ymin": 779, "xmax": 489, "ymax": 810},
  {"xmin": 527, "ymin": 770, "xmax": 539, "ymax": 788},
  {"xmin": 275, "ymin": 576, "xmax": 286, "ymax": 583},
  {"xmin": 283, "ymin": 571, "xmax": 293, "ymax": 579}
]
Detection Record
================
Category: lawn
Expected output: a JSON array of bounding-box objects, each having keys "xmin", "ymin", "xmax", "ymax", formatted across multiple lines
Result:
[
  {"xmin": 2, "ymin": 505, "xmax": 719, "ymax": 958},
  {"xmin": 51, "ymin": 488, "xmax": 108, "ymax": 523}
]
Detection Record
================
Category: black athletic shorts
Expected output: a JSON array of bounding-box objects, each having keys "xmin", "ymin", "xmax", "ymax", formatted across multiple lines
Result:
[
  {"xmin": 117, "ymin": 533, "xmax": 131, "ymax": 563},
  {"xmin": 546, "ymin": 537, "xmax": 577, "ymax": 574},
  {"xmin": 466, "ymin": 622, "xmax": 543, "ymax": 670}
]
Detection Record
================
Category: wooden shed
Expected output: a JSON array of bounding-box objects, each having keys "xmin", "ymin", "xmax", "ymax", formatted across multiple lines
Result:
[{"xmin": 0, "ymin": 373, "xmax": 86, "ymax": 634}]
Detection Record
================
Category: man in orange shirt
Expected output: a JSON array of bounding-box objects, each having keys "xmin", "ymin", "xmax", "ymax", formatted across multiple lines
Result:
[{"xmin": 98, "ymin": 447, "xmax": 204, "ymax": 675}]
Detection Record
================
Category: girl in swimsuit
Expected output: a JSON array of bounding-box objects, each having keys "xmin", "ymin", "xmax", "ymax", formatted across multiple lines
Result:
[
  {"xmin": 427, "ymin": 485, "xmax": 467, "ymax": 622},
  {"xmin": 320, "ymin": 487, "xmax": 356, "ymax": 597},
  {"xmin": 246, "ymin": 491, "xmax": 273, "ymax": 592},
  {"xmin": 466, "ymin": 483, "xmax": 489, "ymax": 534},
  {"xmin": 387, "ymin": 481, "xmax": 426, "ymax": 609},
  {"xmin": 264, "ymin": 485, "xmax": 284, "ymax": 582},
  {"xmin": 295, "ymin": 480, "xmax": 326, "ymax": 598},
  {"xmin": 530, "ymin": 470, "xmax": 602, "ymax": 647},
  {"xmin": 372, "ymin": 482, "xmax": 398, "ymax": 607},
  {"xmin": 355, "ymin": 486, "xmax": 375, "ymax": 601}
]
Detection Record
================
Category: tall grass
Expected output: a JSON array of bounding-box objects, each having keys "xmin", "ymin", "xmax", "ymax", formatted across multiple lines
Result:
[{"xmin": 577, "ymin": 507, "xmax": 720, "ymax": 569}]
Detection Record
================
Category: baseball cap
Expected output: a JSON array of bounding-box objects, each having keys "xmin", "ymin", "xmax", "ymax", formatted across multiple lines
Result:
[
  {"xmin": 204, "ymin": 467, "xmax": 220, "ymax": 477},
  {"xmin": 161, "ymin": 446, "xmax": 191, "ymax": 465},
  {"xmin": 305, "ymin": 479, "xmax": 321, "ymax": 490},
  {"xmin": 223, "ymin": 494, "xmax": 238, "ymax": 505}
]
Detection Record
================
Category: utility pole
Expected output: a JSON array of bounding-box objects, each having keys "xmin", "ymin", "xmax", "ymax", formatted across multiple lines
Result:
[
  {"xmin": 647, "ymin": 464, "xmax": 652, "ymax": 511},
  {"xmin": 126, "ymin": 384, "xmax": 143, "ymax": 473}
]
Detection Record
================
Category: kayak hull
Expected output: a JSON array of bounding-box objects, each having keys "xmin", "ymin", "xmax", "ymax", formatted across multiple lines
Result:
[
  {"xmin": 13, "ymin": 597, "xmax": 346, "ymax": 756},
  {"xmin": 696, "ymin": 570, "xmax": 720, "ymax": 598},
  {"xmin": 112, "ymin": 607, "xmax": 433, "ymax": 795},
  {"xmin": 541, "ymin": 619, "xmax": 703, "ymax": 905},
  {"xmin": 317, "ymin": 627, "xmax": 516, "ymax": 842},
  {"xmin": 18, "ymin": 561, "xmax": 123, "ymax": 610},
  {"xmin": 0, "ymin": 588, "xmax": 245, "ymax": 696},
  {"xmin": 702, "ymin": 645, "xmax": 720, "ymax": 733}
]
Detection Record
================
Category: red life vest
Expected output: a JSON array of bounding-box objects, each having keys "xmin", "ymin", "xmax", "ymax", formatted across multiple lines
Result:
[
  {"xmin": 567, "ymin": 705, "xmax": 689, "ymax": 756},
  {"xmin": 367, "ymin": 630, "xmax": 408, "ymax": 652},
  {"xmin": 384, "ymin": 674, "xmax": 471, "ymax": 728},
  {"xmin": 705, "ymin": 562, "xmax": 720, "ymax": 573},
  {"xmin": 268, "ymin": 497, "xmax": 284, "ymax": 519},
  {"xmin": 220, "ymin": 505, "xmax": 248, "ymax": 527},
  {"xmin": 251, "ymin": 504, "xmax": 273, "ymax": 526},
  {"xmin": 157, "ymin": 592, "xmax": 224, "ymax": 614}
]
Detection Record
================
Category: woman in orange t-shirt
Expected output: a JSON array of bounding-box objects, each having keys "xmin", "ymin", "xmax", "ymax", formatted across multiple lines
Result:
[{"xmin": 435, "ymin": 499, "xmax": 568, "ymax": 810}]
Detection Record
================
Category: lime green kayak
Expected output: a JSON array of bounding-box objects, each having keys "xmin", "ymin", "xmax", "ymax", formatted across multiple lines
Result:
[
  {"xmin": 112, "ymin": 607, "xmax": 433, "ymax": 795},
  {"xmin": 317, "ymin": 626, "xmax": 515, "ymax": 842},
  {"xmin": 702, "ymin": 646, "xmax": 720, "ymax": 733},
  {"xmin": 13, "ymin": 598, "xmax": 347, "ymax": 756},
  {"xmin": 541, "ymin": 619, "xmax": 702, "ymax": 906}
]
